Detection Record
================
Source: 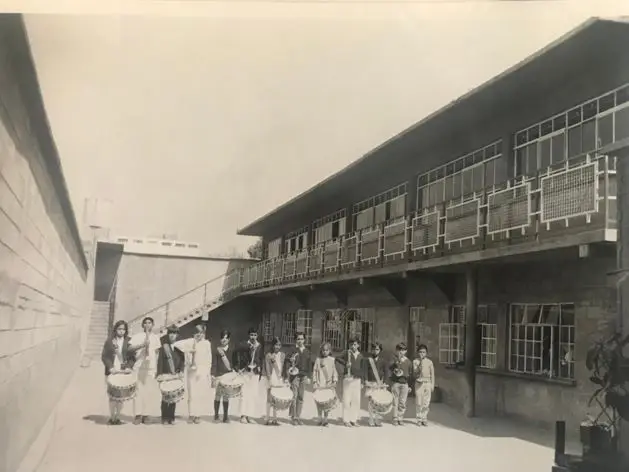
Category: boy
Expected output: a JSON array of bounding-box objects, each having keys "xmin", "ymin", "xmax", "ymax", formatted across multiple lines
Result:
[
  {"xmin": 389, "ymin": 342, "xmax": 412, "ymax": 426},
  {"xmin": 211, "ymin": 330, "xmax": 235, "ymax": 423},
  {"xmin": 156, "ymin": 325, "xmax": 185, "ymax": 425},
  {"xmin": 363, "ymin": 342, "xmax": 388, "ymax": 427},
  {"xmin": 235, "ymin": 327, "xmax": 264, "ymax": 424},
  {"xmin": 336, "ymin": 338, "xmax": 365, "ymax": 427},
  {"xmin": 285, "ymin": 331, "xmax": 311, "ymax": 425},
  {"xmin": 412, "ymin": 344, "xmax": 435, "ymax": 426}
]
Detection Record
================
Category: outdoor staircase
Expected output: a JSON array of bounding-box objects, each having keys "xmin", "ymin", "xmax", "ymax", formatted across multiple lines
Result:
[
  {"xmin": 83, "ymin": 301, "xmax": 111, "ymax": 361},
  {"xmin": 127, "ymin": 273, "xmax": 238, "ymax": 336}
]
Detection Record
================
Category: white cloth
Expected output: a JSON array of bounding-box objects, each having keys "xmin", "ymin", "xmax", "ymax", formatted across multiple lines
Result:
[
  {"xmin": 113, "ymin": 339, "xmax": 123, "ymax": 371},
  {"xmin": 173, "ymin": 339, "xmax": 213, "ymax": 417},
  {"xmin": 133, "ymin": 368, "xmax": 159, "ymax": 416},
  {"xmin": 342, "ymin": 377, "xmax": 361, "ymax": 423},
  {"xmin": 130, "ymin": 333, "xmax": 161, "ymax": 372},
  {"xmin": 267, "ymin": 353, "xmax": 284, "ymax": 388},
  {"xmin": 239, "ymin": 373, "xmax": 262, "ymax": 417}
]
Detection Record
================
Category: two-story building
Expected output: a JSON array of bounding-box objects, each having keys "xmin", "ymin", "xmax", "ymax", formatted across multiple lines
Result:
[{"xmin": 211, "ymin": 17, "xmax": 629, "ymax": 433}]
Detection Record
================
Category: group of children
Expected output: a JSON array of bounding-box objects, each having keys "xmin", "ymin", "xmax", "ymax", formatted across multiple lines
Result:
[{"xmin": 102, "ymin": 318, "xmax": 435, "ymax": 427}]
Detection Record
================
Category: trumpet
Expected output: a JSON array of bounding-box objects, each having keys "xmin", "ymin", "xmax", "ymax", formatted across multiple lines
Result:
[
  {"xmin": 288, "ymin": 352, "xmax": 299, "ymax": 376},
  {"xmin": 190, "ymin": 340, "xmax": 197, "ymax": 371}
]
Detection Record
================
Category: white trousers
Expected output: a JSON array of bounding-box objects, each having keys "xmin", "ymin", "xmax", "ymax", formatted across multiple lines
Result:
[
  {"xmin": 187, "ymin": 370, "xmax": 212, "ymax": 417},
  {"xmin": 133, "ymin": 368, "xmax": 158, "ymax": 416},
  {"xmin": 239, "ymin": 373, "xmax": 262, "ymax": 417},
  {"xmin": 342, "ymin": 378, "xmax": 361, "ymax": 423}
]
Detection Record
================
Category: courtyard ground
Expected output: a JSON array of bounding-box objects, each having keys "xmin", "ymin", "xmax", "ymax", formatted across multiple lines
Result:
[{"xmin": 29, "ymin": 365, "xmax": 580, "ymax": 472}]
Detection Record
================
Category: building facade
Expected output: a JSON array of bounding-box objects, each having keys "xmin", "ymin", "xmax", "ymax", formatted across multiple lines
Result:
[{"xmin": 201, "ymin": 18, "xmax": 629, "ymax": 433}]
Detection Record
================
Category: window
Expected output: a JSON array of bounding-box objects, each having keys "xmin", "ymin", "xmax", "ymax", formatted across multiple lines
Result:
[
  {"xmin": 313, "ymin": 209, "xmax": 346, "ymax": 244},
  {"xmin": 353, "ymin": 184, "xmax": 407, "ymax": 230},
  {"xmin": 281, "ymin": 312, "xmax": 296, "ymax": 345},
  {"xmin": 284, "ymin": 226, "xmax": 309, "ymax": 255},
  {"xmin": 322, "ymin": 308, "xmax": 375, "ymax": 352},
  {"xmin": 267, "ymin": 238, "xmax": 281, "ymax": 259},
  {"xmin": 509, "ymin": 303, "xmax": 575, "ymax": 380},
  {"xmin": 477, "ymin": 305, "xmax": 499, "ymax": 369},
  {"xmin": 410, "ymin": 307, "xmax": 426, "ymax": 352},
  {"xmin": 323, "ymin": 309, "xmax": 343, "ymax": 351},
  {"xmin": 514, "ymin": 83, "xmax": 629, "ymax": 175},
  {"xmin": 438, "ymin": 305, "xmax": 499, "ymax": 368},
  {"xmin": 416, "ymin": 141, "xmax": 504, "ymax": 210},
  {"xmin": 261, "ymin": 313, "xmax": 273, "ymax": 342},
  {"xmin": 296, "ymin": 309, "xmax": 313, "ymax": 346}
]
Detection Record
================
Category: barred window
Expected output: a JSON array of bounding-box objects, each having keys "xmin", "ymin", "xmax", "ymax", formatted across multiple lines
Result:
[
  {"xmin": 323, "ymin": 309, "xmax": 343, "ymax": 351},
  {"xmin": 509, "ymin": 303, "xmax": 575, "ymax": 380},
  {"xmin": 281, "ymin": 312, "xmax": 296, "ymax": 345},
  {"xmin": 296, "ymin": 309, "xmax": 313, "ymax": 346},
  {"xmin": 477, "ymin": 305, "xmax": 499, "ymax": 369},
  {"xmin": 261, "ymin": 313, "xmax": 272, "ymax": 342}
]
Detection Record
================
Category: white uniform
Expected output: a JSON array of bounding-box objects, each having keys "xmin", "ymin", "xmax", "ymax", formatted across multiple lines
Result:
[
  {"xmin": 130, "ymin": 332, "xmax": 161, "ymax": 417},
  {"xmin": 174, "ymin": 338, "xmax": 213, "ymax": 418}
]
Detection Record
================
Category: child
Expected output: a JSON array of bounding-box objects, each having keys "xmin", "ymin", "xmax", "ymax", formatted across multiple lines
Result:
[
  {"xmin": 101, "ymin": 320, "xmax": 135, "ymax": 425},
  {"xmin": 285, "ymin": 331, "xmax": 311, "ymax": 425},
  {"xmin": 336, "ymin": 338, "xmax": 365, "ymax": 427},
  {"xmin": 156, "ymin": 325, "xmax": 185, "ymax": 425},
  {"xmin": 129, "ymin": 316, "xmax": 161, "ymax": 425},
  {"xmin": 312, "ymin": 342, "xmax": 338, "ymax": 426},
  {"xmin": 363, "ymin": 342, "xmax": 388, "ymax": 427},
  {"xmin": 262, "ymin": 337, "xmax": 286, "ymax": 426},
  {"xmin": 389, "ymin": 342, "xmax": 412, "ymax": 426},
  {"xmin": 412, "ymin": 344, "xmax": 435, "ymax": 426},
  {"xmin": 173, "ymin": 324, "xmax": 212, "ymax": 424},
  {"xmin": 211, "ymin": 330, "xmax": 235, "ymax": 423}
]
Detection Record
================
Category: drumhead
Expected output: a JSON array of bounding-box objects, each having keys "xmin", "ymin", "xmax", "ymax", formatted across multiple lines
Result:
[
  {"xmin": 219, "ymin": 372, "xmax": 242, "ymax": 384},
  {"xmin": 160, "ymin": 379, "xmax": 183, "ymax": 391},
  {"xmin": 271, "ymin": 386, "xmax": 293, "ymax": 400},
  {"xmin": 108, "ymin": 373, "xmax": 135, "ymax": 387},
  {"xmin": 313, "ymin": 389, "xmax": 335, "ymax": 401},
  {"xmin": 371, "ymin": 389, "xmax": 393, "ymax": 402}
]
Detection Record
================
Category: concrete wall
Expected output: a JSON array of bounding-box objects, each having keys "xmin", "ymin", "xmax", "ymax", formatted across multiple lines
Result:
[
  {"xmin": 0, "ymin": 16, "xmax": 91, "ymax": 472},
  {"xmin": 112, "ymin": 254, "xmax": 250, "ymax": 329},
  {"xmin": 240, "ymin": 254, "xmax": 615, "ymax": 434}
]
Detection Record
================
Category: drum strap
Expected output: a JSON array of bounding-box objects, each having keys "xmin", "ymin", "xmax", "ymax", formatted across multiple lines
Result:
[
  {"xmin": 368, "ymin": 357, "xmax": 382, "ymax": 385},
  {"xmin": 163, "ymin": 344, "xmax": 176, "ymax": 374},
  {"xmin": 219, "ymin": 347, "xmax": 232, "ymax": 371},
  {"xmin": 319, "ymin": 358, "xmax": 330, "ymax": 385},
  {"xmin": 113, "ymin": 338, "xmax": 124, "ymax": 367},
  {"xmin": 270, "ymin": 353, "xmax": 283, "ymax": 380}
]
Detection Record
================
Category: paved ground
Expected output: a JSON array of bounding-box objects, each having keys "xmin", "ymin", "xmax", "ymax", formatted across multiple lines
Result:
[{"xmin": 31, "ymin": 365, "xmax": 578, "ymax": 472}]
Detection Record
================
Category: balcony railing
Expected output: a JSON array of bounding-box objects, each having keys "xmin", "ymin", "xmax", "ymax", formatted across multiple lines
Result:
[{"xmin": 222, "ymin": 154, "xmax": 616, "ymax": 297}]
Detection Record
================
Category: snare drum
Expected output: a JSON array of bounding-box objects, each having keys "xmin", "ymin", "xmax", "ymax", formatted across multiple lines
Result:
[
  {"xmin": 269, "ymin": 385, "xmax": 293, "ymax": 411},
  {"xmin": 217, "ymin": 372, "xmax": 245, "ymax": 398},
  {"xmin": 159, "ymin": 378, "xmax": 185, "ymax": 404},
  {"xmin": 107, "ymin": 372, "xmax": 137, "ymax": 402},
  {"xmin": 369, "ymin": 388, "xmax": 393, "ymax": 415},
  {"xmin": 312, "ymin": 388, "xmax": 338, "ymax": 413}
]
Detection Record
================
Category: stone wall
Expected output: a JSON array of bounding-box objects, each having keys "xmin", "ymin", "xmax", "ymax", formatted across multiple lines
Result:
[{"xmin": 0, "ymin": 17, "xmax": 91, "ymax": 472}]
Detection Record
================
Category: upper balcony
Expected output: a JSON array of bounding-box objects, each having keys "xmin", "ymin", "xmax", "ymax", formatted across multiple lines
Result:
[{"xmin": 223, "ymin": 153, "xmax": 616, "ymax": 296}]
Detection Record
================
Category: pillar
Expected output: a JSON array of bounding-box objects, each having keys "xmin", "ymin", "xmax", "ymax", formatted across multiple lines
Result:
[{"xmin": 464, "ymin": 267, "xmax": 478, "ymax": 417}]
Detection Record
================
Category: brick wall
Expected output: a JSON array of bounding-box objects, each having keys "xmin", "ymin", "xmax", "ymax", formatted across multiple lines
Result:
[
  {"xmin": 238, "ymin": 254, "xmax": 615, "ymax": 433},
  {"xmin": 0, "ymin": 19, "xmax": 91, "ymax": 472}
]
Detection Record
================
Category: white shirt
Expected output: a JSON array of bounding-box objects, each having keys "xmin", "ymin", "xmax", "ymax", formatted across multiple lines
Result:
[
  {"xmin": 173, "ymin": 338, "xmax": 212, "ymax": 374},
  {"xmin": 130, "ymin": 332, "xmax": 161, "ymax": 371}
]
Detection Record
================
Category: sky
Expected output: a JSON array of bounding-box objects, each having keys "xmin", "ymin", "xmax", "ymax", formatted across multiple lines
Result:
[{"xmin": 17, "ymin": 0, "xmax": 629, "ymax": 254}]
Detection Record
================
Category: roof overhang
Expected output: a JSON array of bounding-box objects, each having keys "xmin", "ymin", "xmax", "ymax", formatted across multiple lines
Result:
[{"xmin": 238, "ymin": 17, "xmax": 629, "ymax": 237}]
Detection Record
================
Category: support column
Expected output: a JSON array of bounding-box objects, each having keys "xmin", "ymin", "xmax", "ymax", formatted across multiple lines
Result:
[
  {"xmin": 612, "ymin": 141, "xmax": 629, "ymax": 462},
  {"xmin": 464, "ymin": 267, "xmax": 478, "ymax": 418}
]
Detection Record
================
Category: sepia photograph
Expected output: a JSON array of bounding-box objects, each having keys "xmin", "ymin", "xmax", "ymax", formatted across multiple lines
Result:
[{"xmin": 1, "ymin": 1, "xmax": 629, "ymax": 471}]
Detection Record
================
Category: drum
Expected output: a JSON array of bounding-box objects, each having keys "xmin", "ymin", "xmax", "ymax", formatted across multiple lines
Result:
[
  {"xmin": 217, "ymin": 372, "xmax": 245, "ymax": 398},
  {"xmin": 159, "ymin": 378, "xmax": 185, "ymax": 404},
  {"xmin": 312, "ymin": 388, "xmax": 338, "ymax": 413},
  {"xmin": 369, "ymin": 388, "xmax": 393, "ymax": 415},
  {"xmin": 107, "ymin": 372, "xmax": 137, "ymax": 402},
  {"xmin": 269, "ymin": 385, "xmax": 293, "ymax": 411}
]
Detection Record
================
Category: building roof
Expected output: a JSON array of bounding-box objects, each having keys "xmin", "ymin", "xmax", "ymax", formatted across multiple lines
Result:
[{"xmin": 238, "ymin": 17, "xmax": 629, "ymax": 237}]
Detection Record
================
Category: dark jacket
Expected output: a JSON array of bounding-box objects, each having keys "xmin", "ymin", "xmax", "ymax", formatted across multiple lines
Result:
[
  {"xmin": 389, "ymin": 356, "xmax": 412, "ymax": 384},
  {"xmin": 363, "ymin": 355, "xmax": 388, "ymax": 384},
  {"xmin": 211, "ymin": 344, "xmax": 236, "ymax": 377},
  {"xmin": 101, "ymin": 337, "xmax": 135, "ymax": 376},
  {"xmin": 284, "ymin": 346, "xmax": 312, "ymax": 377},
  {"xmin": 156, "ymin": 342, "xmax": 185, "ymax": 376},
  {"xmin": 234, "ymin": 341, "xmax": 264, "ymax": 376},
  {"xmin": 335, "ymin": 350, "xmax": 366, "ymax": 380}
]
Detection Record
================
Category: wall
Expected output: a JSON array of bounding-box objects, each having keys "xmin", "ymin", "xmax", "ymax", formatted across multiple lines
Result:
[
  {"xmin": 0, "ymin": 16, "xmax": 91, "ymax": 472},
  {"xmin": 245, "ymin": 254, "xmax": 615, "ymax": 433},
  {"xmin": 113, "ymin": 254, "xmax": 250, "ymax": 329}
]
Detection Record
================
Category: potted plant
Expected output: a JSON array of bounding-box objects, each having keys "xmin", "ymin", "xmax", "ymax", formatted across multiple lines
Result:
[{"xmin": 582, "ymin": 332, "xmax": 629, "ymax": 458}]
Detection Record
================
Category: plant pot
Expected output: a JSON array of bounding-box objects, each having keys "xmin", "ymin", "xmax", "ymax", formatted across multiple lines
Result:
[{"xmin": 580, "ymin": 423, "xmax": 616, "ymax": 457}]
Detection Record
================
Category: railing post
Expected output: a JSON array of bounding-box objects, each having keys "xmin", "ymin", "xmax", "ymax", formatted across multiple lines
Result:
[
  {"xmin": 203, "ymin": 282, "xmax": 208, "ymax": 304},
  {"xmin": 165, "ymin": 303, "xmax": 170, "ymax": 327}
]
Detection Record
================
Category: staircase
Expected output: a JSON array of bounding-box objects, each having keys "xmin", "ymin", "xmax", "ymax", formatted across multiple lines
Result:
[
  {"xmin": 83, "ymin": 301, "xmax": 112, "ymax": 361},
  {"xmin": 127, "ymin": 273, "xmax": 238, "ymax": 336}
]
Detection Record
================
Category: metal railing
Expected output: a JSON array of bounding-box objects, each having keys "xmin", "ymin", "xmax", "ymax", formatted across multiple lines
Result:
[
  {"xmin": 127, "ymin": 273, "xmax": 229, "ymax": 334},
  {"xmin": 230, "ymin": 154, "xmax": 616, "ymax": 293}
]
